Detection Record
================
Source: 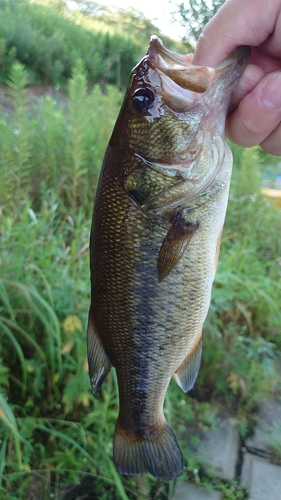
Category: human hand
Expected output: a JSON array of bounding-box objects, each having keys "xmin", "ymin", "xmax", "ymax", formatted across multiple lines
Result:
[{"xmin": 192, "ymin": 0, "xmax": 281, "ymax": 155}]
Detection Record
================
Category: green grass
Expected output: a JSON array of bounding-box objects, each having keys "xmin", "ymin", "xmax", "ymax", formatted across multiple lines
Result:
[{"xmin": 0, "ymin": 64, "xmax": 280, "ymax": 498}]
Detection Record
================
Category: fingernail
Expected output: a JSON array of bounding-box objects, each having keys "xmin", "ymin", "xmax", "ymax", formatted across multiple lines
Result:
[{"xmin": 261, "ymin": 73, "xmax": 281, "ymax": 109}]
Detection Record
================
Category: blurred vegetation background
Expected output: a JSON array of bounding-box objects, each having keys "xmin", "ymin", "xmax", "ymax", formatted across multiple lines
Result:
[{"xmin": 0, "ymin": 0, "xmax": 280, "ymax": 499}]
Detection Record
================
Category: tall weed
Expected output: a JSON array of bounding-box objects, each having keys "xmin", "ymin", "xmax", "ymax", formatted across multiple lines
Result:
[
  {"xmin": 0, "ymin": 62, "xmax": 122, "ymax": 211},
  {"xmin": 65, "ymin": 61, "xmax": 89, "ymax": 210},
  {"xmin": 1, "ymin": 63, "xmax": 31, "ymax": 201}
]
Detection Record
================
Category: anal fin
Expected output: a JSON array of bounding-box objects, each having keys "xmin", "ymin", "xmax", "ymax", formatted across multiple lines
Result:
[
  {"xmin": 87, "ymin": 311, "xmax": 112, "ymax": 394},
  {"xmin": 174, "ymin": 334, "xmax": 202, "ymax": 393},
  {"xmin": 158, "ymin": 214, "xmax": 199, "ymax": 282}
]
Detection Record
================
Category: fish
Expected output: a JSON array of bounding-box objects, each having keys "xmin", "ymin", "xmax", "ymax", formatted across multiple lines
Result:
[{"xmin": 87, "ymin": 36, "xmax": 250, "ymax": 481}]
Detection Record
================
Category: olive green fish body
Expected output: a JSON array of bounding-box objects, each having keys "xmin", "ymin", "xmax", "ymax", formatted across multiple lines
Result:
[{"xmin": 87, "ymin": 37, "xmax": 250, "ymax": 480}]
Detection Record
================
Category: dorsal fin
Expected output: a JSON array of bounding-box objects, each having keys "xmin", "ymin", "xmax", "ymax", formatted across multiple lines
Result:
[{"xmin": 157, "ymin": 214, "xmax": 199, "ymax": 282}]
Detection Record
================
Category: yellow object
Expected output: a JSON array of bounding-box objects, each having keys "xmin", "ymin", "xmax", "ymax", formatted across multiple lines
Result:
[
  {"xmin": 261, "ymin": 188, "xmax": 281, "ymax": 208},
  {"xmin": 62, "ymin": 315, "xmax": 83, "ymax": 333}
]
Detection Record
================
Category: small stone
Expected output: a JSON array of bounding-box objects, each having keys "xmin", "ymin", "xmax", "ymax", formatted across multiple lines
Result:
[
  {"xmin": 240, "ymin": 451, "xmax": 252, "ymax": 489},
  {"xmin": 240, "ymin": 451, "xmax": 267, "ymax": 489},
  {"xmin": 196, "ymin": 418, "xmax": 239, "ymax": 480},
  {"xmin": 173, "ymin": 482, "xmax": 223, "ymax": 500},
  {"xmin": 247, "ymin": 456, "xmax": 281, "ymax": 500},
  {"xmin": 246, "ymin": 399, "xmax": 281, "ymax": 455}
]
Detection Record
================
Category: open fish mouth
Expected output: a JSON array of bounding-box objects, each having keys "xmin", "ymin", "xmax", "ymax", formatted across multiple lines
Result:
[
  {"xmin": 141, "ymin": 36, "xmax": 250, "ymax": 172},
  {"xmin": 129, "ymin": 37, "xmax": 250, "ymax": 205},
  {"xmin": 148, "ymin": 35, "xmax": 212, "ymax": 93},
  {"xmin": 147, "ymin": 35, "xmax": 250, "ymax": 97}
]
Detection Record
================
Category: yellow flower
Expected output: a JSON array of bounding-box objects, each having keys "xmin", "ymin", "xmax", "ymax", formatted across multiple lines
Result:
[{"xmin": 62, "ymin": 315, "xmax": 83, "ymax": 333}]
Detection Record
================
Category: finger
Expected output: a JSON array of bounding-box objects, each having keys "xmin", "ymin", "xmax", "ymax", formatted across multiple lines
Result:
[
  {"xmin": 248, "ymin": 47, "xmax": 281, "ymax": 73},
  {"xmin": 193, "ymin": 0, "xmax": 281, "ymax": 67},
  {"xmin": 226, "ymin": 71, "xmax": 281, "ymax": 147},
  {"xmin": 260, "ymin": 121, "xmax": 281, "ymax": 155},
  {"xmin": 229, "ymin": 64, "xmax": 265, "ymax": 112},
  {"xmin": 260, "ymin": 5, "xmax": 281, "ymax": 58}
]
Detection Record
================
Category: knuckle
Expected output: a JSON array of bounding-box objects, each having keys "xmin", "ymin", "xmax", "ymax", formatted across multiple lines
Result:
[
  {"xmin": 238, "ymin": 112, "xmax": 266, "ymax": 139},
  {"xmin": 260, "ymin": 139, "xmax": 281, "ymax": 156}
]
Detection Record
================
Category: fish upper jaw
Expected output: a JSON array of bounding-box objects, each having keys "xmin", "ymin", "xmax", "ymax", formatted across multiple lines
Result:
[
  {"xmin": 148, "ymin": 35, "xmax": 250, "ymax": 93},
  {"xmin": 148, "ymin": 35, "xmax": 211, "ymax": 93}
]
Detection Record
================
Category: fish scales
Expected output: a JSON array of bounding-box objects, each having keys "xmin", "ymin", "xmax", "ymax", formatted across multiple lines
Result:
[
  {"xmin": 128, "ymin": 108, "xmax": 202, "ymax": 159},
  {"xmin": 87, "ymin": 36, "xmax": 250, "ymax": 480}
]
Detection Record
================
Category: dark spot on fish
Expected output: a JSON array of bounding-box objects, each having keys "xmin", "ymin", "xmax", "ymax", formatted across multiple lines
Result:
[{"xmin": 128, "ymin": 189, "xmax": 149, "ymax": 206}]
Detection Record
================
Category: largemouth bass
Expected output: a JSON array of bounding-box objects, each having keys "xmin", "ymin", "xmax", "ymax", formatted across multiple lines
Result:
[{"xmin": 87, "ymin": 36, "xmax": 249, "ymax": 481}]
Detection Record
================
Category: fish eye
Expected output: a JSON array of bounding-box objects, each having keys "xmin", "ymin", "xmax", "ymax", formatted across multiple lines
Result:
[{"xmin": 131, "ymin": 88, "xmax": 155, "ymax": 113}]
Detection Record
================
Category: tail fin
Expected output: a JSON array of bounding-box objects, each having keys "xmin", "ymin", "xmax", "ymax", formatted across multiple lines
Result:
[{"xmin": 113, "ymin": 421, "xmax": 183, "ymax": 481}]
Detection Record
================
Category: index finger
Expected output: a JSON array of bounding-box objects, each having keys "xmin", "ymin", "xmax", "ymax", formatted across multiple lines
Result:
[{"xmin": 192, "ymin": 0, "xmax": 280, "ymax": 67}]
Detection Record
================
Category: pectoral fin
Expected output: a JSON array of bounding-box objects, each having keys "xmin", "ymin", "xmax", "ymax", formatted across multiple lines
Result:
[
  {"xmin": 174, "ymin": 335, "xmax": 202, "ymax": 393},
  {"xmin": 87, "ymin": 312, "xmax": 112, "ymax": 394},
  {"xmin": 157, "ymin": 215, "xmax": 199, "ymax": 282}
]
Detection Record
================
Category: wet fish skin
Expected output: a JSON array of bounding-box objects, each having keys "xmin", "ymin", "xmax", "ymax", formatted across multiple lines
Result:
[{"xmin": 87, "ymin": 37, "xmax": 250, "ymax": 481}]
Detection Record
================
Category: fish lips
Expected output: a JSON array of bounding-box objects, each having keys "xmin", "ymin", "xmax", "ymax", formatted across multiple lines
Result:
[{"xmin": 147, "ymin": 35, "xmax": 250, "ymax": 113}]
